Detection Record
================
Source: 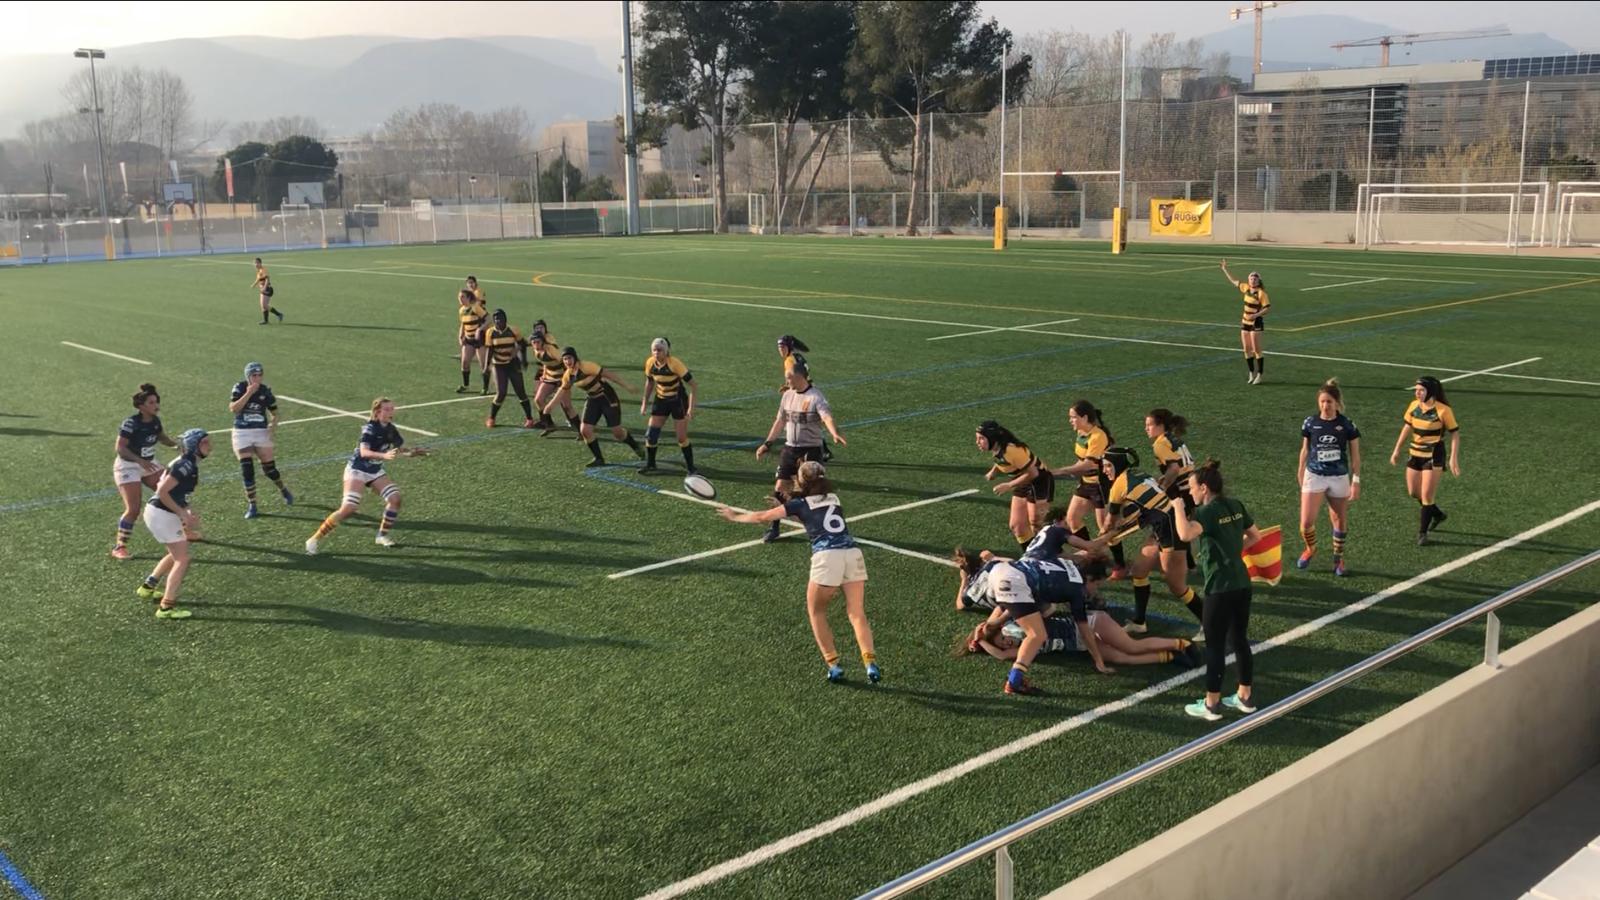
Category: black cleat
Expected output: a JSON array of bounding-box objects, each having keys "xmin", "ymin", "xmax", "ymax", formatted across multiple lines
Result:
[{"xmin": 585, "ymin": 459, "xmax": 609, "ymax": 469}]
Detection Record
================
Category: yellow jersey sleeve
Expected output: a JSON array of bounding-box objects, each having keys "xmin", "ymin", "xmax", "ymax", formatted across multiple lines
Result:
[
  {"xmin": 1087, "ymin": 429, "xmax": 1108, "ymax": 459},
  {"xmin": 1439, "ymin": 403, "xmax": 1458, "ymax": 431},
  {"xmin": 671, "ymin": 357, "xmax": 690, "ymax": 379}
]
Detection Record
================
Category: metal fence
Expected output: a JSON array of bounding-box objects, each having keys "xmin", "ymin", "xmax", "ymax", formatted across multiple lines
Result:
[
  {"xmin": 861, "ymin": 548, "xmax": 1600, "ymax": 899},
  {"xmin": 4, "ymin": 77, "xmax": 1599, "ymax": 262}
]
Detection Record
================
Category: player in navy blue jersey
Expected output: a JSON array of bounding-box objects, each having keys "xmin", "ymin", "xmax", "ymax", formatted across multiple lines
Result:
[
  {"xmin": 972, "ymin": 556, "xmax": 1110, "ymax": 695},
  {"xmin": 229, "ymin": 362, "xmax": 294, "ymax": 519},
  {"xmin": 1297, "ymin": 379, "xmax": 1362, "ymax": 576},
  {"xmin": 305, "ymin": 398, "xmax": 428, "ymax": 555},
  {"xmin": 136, "ymin": 428, "xmax": 211, "ymax": 619},
  {"xmin": 962, "ymin": 614, "xmax": 1198, "ymax": 669},
  {"xmin": 111, "ymin": 383, "xmax": 177, "ymax": 559},
  {"xmin": 718, "ymin": 461, "xmax": 879, "ymax": 684}
]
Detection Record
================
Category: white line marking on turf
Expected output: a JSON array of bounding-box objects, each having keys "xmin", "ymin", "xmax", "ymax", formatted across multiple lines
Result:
[
  {"xmin": 1300, "ymin": 277, "xmax": 1387, "ymax": 292},
  {"xmin": 852, "ymin": 537, "xmax": 957, "ymax": 567},
  {"xmin": 391, "ymin": 395, "xmax": 494, "ymax": 410},
  {"xmin": 1307, "ymin": 272, "xmax": 1474, "ymax": 285},
  {"xmin": 277, "ymin": 394, "xmax": 439, "ymax": 437},
  {"xmin": 638, "ymin": 497, "xmax": 1600, "ymax": 900},
  {"xmin": 609, "ymin": 490, "xmax": 977, "ymax": 580},
  {"xmin": 926, "ymin": 318, "xmax": 1080, "ymax": 342},
  {"xmin": 60, "ymin": 341, "xmax": 152, "ymax": 365},
  {"xmin": 1441, "ymin": 357, "xmax": 1542, "ymax": 383},
  {"xmin": 210, "ymin": 395, "xmax": 490, "ymax": 435},
  {"xmin": 201, "ymin": 261, "xmax": 1600, "ymax": 389},
  {"xmin": 656, "ymin": 490, "xmax": 801, "ymax": 529}
]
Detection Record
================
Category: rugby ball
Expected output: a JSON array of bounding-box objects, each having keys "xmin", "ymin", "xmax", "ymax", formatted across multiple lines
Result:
[{"xmin": 683, "ymin": 474, "xmax": 717, "ymax": 500}]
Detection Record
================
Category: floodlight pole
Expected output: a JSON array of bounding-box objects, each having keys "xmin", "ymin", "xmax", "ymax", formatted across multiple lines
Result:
[
  {"xmin": 75, "ymin": 48, "xmax": 113, "ymax": 258},
  {"xmin": 998, "ymin": 42, "xmax": 1007, "ymax": 211},
  {"xmin": 621, "ymin": 0, "xmax": 641, "ymax": 236}
]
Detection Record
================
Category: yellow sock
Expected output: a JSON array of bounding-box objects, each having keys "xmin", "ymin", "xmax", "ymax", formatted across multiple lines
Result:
[
  {"xmin": 862, "ymin": 651, "xmax": 876, "ymax": 666},
  {"xmin": 1181, "ymin": 587, "xmax": 1197, "ymax": 607},
  {"xmin": 1131, "ymin": 576, "xmax": 1151, "ymax": 588},
  {"xmin": 823, "ymin": 651, "xmax": 840, "ymax": 666},
  {"xmin": 1174, "ymin": 638, "xmax": 1191, "ymax": 651},
  {"xmin": 1158, "ymin": 651, "xmax": 1172, "ymax": 663},
  {"xmin": 313, "ymin": 515, "xmax": 340, "ymax": 540}
]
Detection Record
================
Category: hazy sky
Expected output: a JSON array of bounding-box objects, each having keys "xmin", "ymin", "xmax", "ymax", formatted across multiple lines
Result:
[{"xmin": 6, "ymin": 1, "xmax": 1598, "ymax": 61}]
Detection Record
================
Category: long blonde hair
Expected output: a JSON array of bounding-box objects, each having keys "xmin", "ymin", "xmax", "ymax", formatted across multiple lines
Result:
[
  {"xmin": 370, "ymin": 396, "xmax": 393, "ymax": 418},
  {"xmin": 795, "ymin": 460, "xmax": 834, "ymax": 497}
]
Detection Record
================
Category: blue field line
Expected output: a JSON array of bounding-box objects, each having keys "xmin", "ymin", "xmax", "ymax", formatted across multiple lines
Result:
[
  {"xmin": 583, "ymin": 310, "xmax": 1473, "ymax": 495},
  {"xmin": 2, "ymin": 310, "xmax": 1468, "ymax": 516},
  {"xmin": 0, "ymin": 848, "xmax": 44, "ymax": 900}
]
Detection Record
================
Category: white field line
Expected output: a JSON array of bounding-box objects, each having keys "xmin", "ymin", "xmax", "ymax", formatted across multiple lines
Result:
[
  {"xmin": 277, "ymin": 394, "xmax": 439, "ymax": 437},
  {"xmin": 609, "ymin": 489, "xmax": 978, "ymax": 580},
  {"xmin": 655, "ymin": 489, "xmax": 802, "ymax": 529},
  {"xmin": 1307, "ymin": 272, "xmax": 1474, "ymax": 285},
  {"xmin": 1441, "ymin": 357, "xmax": 1542, "ymax": 383},
  {"xmin": 176, "ymin": 260, "xmax": 1600, "ymax": 389},
  {"xmin": 926, "ymin": 318, "xmax": 1080, "ymax": 342},
  {"xmin": 1300, "ymin": 277, "xmax": 1387, "ymax": 292},
  {"xmin": 211, "ymin": 394, "xmax": 489, "ymax": 435},
  {"xmin": 60, "ymin": 341, "xmax": 151, "ymax": 365},
  {"xmin": 1146, "ymin": 263, "xmax": 1222, "ymax": 275},
  {"xmin": 638, "ymin": 497, "xmax": 1600, "ymax": 900},
  {"xmin": 616, "ymin": 248, "xmax": 750, "ymax": 257},
  {"xmin": 852, "ymin": 537, "xmax": 958, "ymax": 567}
]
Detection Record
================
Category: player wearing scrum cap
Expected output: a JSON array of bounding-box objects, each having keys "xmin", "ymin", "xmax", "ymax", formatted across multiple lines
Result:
[
  {"xmin": 718, "ymin": 460, "xmax": 879, "ymax": 684},
  {"xmin": 136, "ymin": 428, "xmax": 213, "ymax": 619},
  {"xmin": 639, "ymin": 337, "xmax": 698, "ymax": 475},
  {"xmin": 229, "ymin": 361, "xmax": 294, "ymax": 520},
  {"xmin": 755, "ymin": 357, "xmax": 847, "ymax": 543},
  {"xmin": 544, "ymin": 347, "xmax": 644, "ymax": 468}
]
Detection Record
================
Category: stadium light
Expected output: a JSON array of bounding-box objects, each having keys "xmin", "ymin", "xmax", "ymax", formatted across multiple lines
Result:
[{"xmin": 74, "ymin": 48, "xmax": 113, "ymax": 256}]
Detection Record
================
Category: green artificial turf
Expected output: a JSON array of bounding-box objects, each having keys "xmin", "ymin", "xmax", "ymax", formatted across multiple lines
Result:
[{"xmin": 1, "ymin": 234, "xmax": 1597, "ymax": 899}]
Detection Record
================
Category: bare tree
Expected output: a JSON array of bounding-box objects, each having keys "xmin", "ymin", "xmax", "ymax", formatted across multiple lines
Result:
[
  {"xmin": 151, "ymin": 68, "xmax": 194, "ymax": 162},
  {"xmin": 230, "ymin": 116, "xmax": 325, "ymax": 146}
]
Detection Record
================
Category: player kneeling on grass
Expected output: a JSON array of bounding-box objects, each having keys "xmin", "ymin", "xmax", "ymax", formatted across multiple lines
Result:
[
  {"xmin": 306, "ymin": 398, "xmax": 428, "ymax": 554},
  {"xmin": 137, "ymin": 428, "xmax": 211, "ymax": 619},
  {"xmin": 718, "ymin": 461, "xmax": 879, "ymax": 684},
  {"xmin": 755, "ymin": 359, "xmax": 847, "ymax": 543}
]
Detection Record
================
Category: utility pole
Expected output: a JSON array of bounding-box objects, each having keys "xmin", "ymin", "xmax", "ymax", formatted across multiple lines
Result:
[
  {"xmin": 1228, "ymin": 1, "xmax": 1293, "ymax": 76},
  {"xmin": 74, "ymin": 48, "xmax": 114, "ymax": 259},
  {"xmin": 621, "ymin": 0, "xmax": 641, "ymax": 235}
]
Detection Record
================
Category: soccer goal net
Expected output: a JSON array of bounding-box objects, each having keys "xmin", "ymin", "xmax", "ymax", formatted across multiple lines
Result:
[
  {"xmin": 1553, "ymin": 182, "xmax": 1600, "ymax": 248},
  {"xmin": 1358, "ymin": 183, "xmax": 1544, "ymax": 247}
]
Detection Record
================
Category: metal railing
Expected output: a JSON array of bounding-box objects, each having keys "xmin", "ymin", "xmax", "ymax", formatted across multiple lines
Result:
[{"xmin": 860, "ymin": 548, "xmax": 1600, "ymax": 899}]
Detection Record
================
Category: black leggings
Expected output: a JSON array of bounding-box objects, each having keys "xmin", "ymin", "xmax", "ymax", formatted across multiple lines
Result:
[
  {"xmin": 1202, "ymin": 586, "xmax": 1253, "ymax": 694},
  {"xmin": 493, "ymin": 364, "xmax": 529, "ymax": 403}
]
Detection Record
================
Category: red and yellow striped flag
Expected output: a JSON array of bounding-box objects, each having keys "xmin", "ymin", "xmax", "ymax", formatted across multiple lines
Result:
[{"xmin": 1243, "ymin": 525, "xmax": 1283, "ymax": 586}]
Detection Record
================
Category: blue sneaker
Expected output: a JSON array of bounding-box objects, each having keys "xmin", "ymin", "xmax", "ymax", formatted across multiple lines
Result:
[
  {"xmin": 866, "ymin": 663, "xmax": 882, "ymax": 684},
  {"xmin": 826, "ymin": 664, "xmax": 845, "ymax": 683},
  {"xmin": 1222, "ymin": 694, "xmax": 1258, "ymax": 714},
  {"xmin": 244, "ymin": 503, "xmax": 259, "ymax": 520},
  {"xmin": 281, "ymin": 489, "xmax": 294, "ymax": 506},
  {"xmin": 1185, "ymin": 699, "xmax": 1223, "ymax": 721},
  {"xmin": 1332, "ymin": 557, "xmax": 1347, "ymax": 577}
]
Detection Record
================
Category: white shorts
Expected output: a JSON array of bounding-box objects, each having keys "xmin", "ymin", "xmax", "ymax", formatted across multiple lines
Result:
[
  {"xmin": 114, "ymin": 457, "xmax": 158, "ymax": 486},
  {"xmin": 144, "ymin": 505, "xmax": 188, "ymax": 544},
  {"xmin": 990, "ymin": 562, "xmax": 1036, "ymax": 608},
  {"xmin": 344, "ymin": 465, "xmax": 386, "ymax": 485},
  {"xmin": 232, "ymin": 428, "xmax": 274, "ymax": 455},
  {"xmin": 1302, "ymin": 472, "xmax": 1352, "ymax": 498},
  {"xmin": 809, "ymin": 547, "xmax": 867, "ymax": 587}
]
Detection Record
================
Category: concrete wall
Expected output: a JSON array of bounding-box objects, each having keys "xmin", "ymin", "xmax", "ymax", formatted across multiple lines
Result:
[
  {"xmin": 1046, "ymin": 601, "xmax": 1600, "ymax": 900},
  {"xmin": 1059, "ymin": 210, "xmax": 1540, "ymax": 246}
]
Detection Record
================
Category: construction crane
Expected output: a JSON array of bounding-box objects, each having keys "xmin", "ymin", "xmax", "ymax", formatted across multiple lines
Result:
[
  {"xmin": 1230, "ymin": 1, "xmax": 1297, "ymax": 75},
  {"xmin": 1331, "ymin": 27, "xmax": 1512, "ymax": 67}
]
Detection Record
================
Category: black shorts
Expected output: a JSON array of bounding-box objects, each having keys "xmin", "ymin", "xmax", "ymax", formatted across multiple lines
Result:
[
  {"xmin": 649, "ymin": 393, "xmax": 689, "ymax": 421},
  {"xmin": 1012, "ymin": 469, "xmax": 1055, "ymax": 504},
  {"xmin": 1406, "ymin": 443, "xmax": 1446, "ymax": 471},
  {"xmin": 262, "ymin": 285, "xmax": 274, "ymax": 298},
  {"xmin": 582, "ymin": 390, "xmax": 622, "ymax": 427},
  {"xmin": 1073, "ymin": 479, "xmax": 1106, "ymax": 509},
  {"xmin": 1241, "ymin": 317, "xmax": 1264, "ymax": 332},
  {"xmin": 776, "ymin": 445, "xmax": 824, "ymax": 481},
  {"xmin": 1150, "ymin": 509, "xmax": 1186, "ymax": 552},
  {"xmin": 462, "ymin": 335, "xmax": 483, "ymax": 349}
]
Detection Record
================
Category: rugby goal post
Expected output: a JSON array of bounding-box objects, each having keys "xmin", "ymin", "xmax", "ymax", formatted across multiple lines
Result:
[
  {"xmin": 997, "ymin": 169, "xmax": 1117, "ymax": 246},
  {"xmin": 1553, "ymin": 181, "xmax": 1600, "ymax": 248},
  {"xmin": 1357, "ymin": 182, "xmax": 1545, "ymax": 248}
]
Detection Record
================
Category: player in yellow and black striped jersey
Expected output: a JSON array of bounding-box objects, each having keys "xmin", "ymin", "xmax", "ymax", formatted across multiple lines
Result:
[
  {"xmin": 1052, "ymin": 400, "xmax": 1129, "ymax": 576},
  {"xmin": 456, "ymin": 289, "xmax": 491, "ymax": 394},
  {"xmin": 526, "ymin": 321, "xmax": 580, "ymax": 435},
  {"xmin": 252, "ymin": 258, "xmax": 284, "ymax": 325},
  {"xmin": 544, "ymin": 346, "xmax": 644, "ymax": 468},
  {"xmin": 1102, "ymin": 447, "xmax": 1203, "ymax": 632},
  {"xmin": 976, "ymin": 420, "xmax": 1054, "ymax": 546},
  {"xmin": 639, "ymin": 337, "xmax": 698, "ymax": 475},
  {"xmin": 465, "ymin": 275, "xmax": 485, "ymax": 305},
  {"xmin": 481, "ymin": 309, "xmax": 535, "ymax": 429},
  {"xmin": 1221, "ymin": 260, "xmax": 1269, "ymax": 384},
  {"xmin": 1389, "ymin": 375, "xmax": 1462, "ymax": 545}
]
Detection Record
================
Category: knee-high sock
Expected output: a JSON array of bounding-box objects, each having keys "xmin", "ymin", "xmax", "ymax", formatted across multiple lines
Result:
[
  {"xmin": 1132, "ymin": 577, "xmax": 1152, "ymax": 623},
  {"xmin": 240, "ymin": 457, "xmax": 257, "ymax": 503},
  {"xmin": 1331, "ymin": 529, "xmax": 1347, "ymax": 558},
  {"xmin": 261, "ymin": 460, "xmax": 285, "ymax": 490},
  {"xmin": 680, "ymin": 442, "xmax": 695, "ymax": 471}
]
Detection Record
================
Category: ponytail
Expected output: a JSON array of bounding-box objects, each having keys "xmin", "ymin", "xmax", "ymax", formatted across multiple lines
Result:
[
  {"xmin": 132, "ymin": 383, "xmax": 159, "ymax": 407},
  {"xmin": 1070, "ymin": 399, "xmax": 1113, "ymax": 443},
  {"xmin": 1147, "ymin": 408, "xmax": 1188, "ymax": 438},
  {"xmin": 1319, "ymin": 378, "xmax": 1344, "ymax": 412},
  {"xmin": 1192, "ymin": 458, "xmax": 1225, "ymax": 497}
]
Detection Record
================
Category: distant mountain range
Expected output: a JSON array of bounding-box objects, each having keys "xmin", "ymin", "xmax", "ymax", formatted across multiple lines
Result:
[
  {"xmin": 1195, "ymin": 14, "xmax": 1581, "ymax": 77},
  {"xmin": 0, "ymin": 35, "xmax": 621, "ymax": 143},
  {"xmin": 0, "ymin": 20, "xmax": 1586, "ymax": 145}
]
